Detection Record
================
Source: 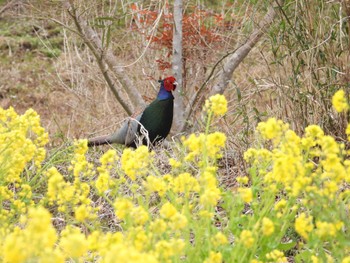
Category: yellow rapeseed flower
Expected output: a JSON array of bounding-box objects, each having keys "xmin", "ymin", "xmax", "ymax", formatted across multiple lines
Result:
[
  {"xmin": 155, "ymin": 239, "xmax": 185, "ymax": 260},
  {"xmin": 169, "ymin": 158, "xmax": 182, "ymax": 168},
  {"xmin": 173, "ymin": 172, "xmax": 200, "ymax": 195},
  {"xmin": 203, "ymin": 251, "xmax": 223, "ymax": 263},
  {"xmin": 315, "ymin": 221, "xmax": 341, "ymax": 239},
  {"xmin": 205, "ymin": 94, "xmax": 228, "ymax": 116},
  {"xmin": 114, "ymin": 198, "xmax": 134, "ymax": 220},
  {"xmin": 169, "ymin": 212, "xmax": 188, "ymax": 230},
  {"xmin": 121, "ymin": 145, "xmax": 152, "ymax": 180},
  {"xmin": 332, "ymin": 90, "xmax": 349, "ymax": 113},
  {"xmin": 145, "ymin": 175, "xmax": 167, "ymax": 197},
  {"xmin": 295, "ymin": 213, "xmax": 313, "ymax": 240},
  {"xmin": 265, "ymin": 249, "xmax": 287, "ymax": 262},
  {"xmin": 102, "ymin": 242, "xmax": 158, "ymax": 263},
  {"xmin": 211, "ymin": 232, "xmax": 228, "ymax": 247},
  {"xmin": 346, "ymin": 124, "xmax": 350, "ymax": 141},
  {"xmin": 149, "ymin": 219, "xmax": 167, "ymax": 234},
  {"xmin": 60, "ymin": 226, "xmax": 88, "ymax": 258},
  {"xmin": 200, "ymin": 187, "xmax": 221, "ymax": 206},
  {"xmin": 238, "ymin": 187, "xmax": 253, "ymax": 203},
  {"xmin": 160, "ymin": 202, "xmax": 178, "ymax": 219},
  {"xmin": 274, "ymin": 199, "xmax": 287, "ymax": 211},
  {"xmin": 240, "ymin": 230, "xmax": 255, "ymax": 248},
  {"xmin": 130, "ymin": 206, "xmax": 149, "ymax": 226},
  {"xmin": 75, "ymin": 204, "xmax": 96, "ymax": 222},
  {"xmin": 3, "ymin": 207, "xmax": 59, "ymax": 262},
  {"xmin": 261, "ymin": 217, "xmax": 275, "ymax": 236},
  {"xmin": 237, "ymin": 176, "xmax": 249, "ymax": 185},
  {"xmin": 257, "ymin": 118, "xmax": 288, "ymax": 141}
]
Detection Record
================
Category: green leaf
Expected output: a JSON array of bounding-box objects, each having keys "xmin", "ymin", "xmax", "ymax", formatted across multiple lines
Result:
[
  {"xmin": 277, "ymin": 240, "xmax": 296, "ymax": 251},
  {"xmin": 295, "ymin": 250, "xmax": 312, "ymax": 263}
]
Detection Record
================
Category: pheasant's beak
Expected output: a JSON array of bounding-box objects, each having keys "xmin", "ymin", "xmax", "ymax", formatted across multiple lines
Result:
[{"xmin": 173, "ymin": 81, "xmax": 178, "ymax": 90}]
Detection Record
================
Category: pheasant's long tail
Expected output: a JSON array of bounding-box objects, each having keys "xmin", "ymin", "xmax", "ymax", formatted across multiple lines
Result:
[{"xmin": 87, "ymin": 135, "xmax": 112, "ymax": 147}]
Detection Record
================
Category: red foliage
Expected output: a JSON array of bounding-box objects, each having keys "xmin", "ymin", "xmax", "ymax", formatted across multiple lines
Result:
[{"xmin": 130, "ymin": 4, "xmax": 225, "ymax": 71}]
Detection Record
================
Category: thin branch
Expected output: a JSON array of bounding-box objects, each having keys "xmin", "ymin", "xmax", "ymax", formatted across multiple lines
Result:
[
  {"xmin": 180, "ymin": 0, "xmax": 284, "ymax": 132},
  {"xmin": 65, "ymin": 1, "xmax": 146, "ymax": 113},
  {"xmin": 67, "ymin": 5, "xmax": 133, "ymax": 115},
  {"xmin": 0, "ymin": 0, "xmax": 17, "ymax": 16}
]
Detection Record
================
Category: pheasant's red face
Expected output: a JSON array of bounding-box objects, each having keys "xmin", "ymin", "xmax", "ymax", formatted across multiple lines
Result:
[{"xmin": 163, "ymin": 76, "xmax": 177, "ymax": 91}]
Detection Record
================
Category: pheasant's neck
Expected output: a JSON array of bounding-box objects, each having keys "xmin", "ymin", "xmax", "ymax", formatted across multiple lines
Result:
[{"xmin": 157, "ymin": 85, "xmax": 174, "ymax": 100}]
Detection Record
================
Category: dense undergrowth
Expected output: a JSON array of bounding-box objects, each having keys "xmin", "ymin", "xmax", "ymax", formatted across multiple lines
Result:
[{"xmin": 0, "ymin": 93, "xmax": 349, "ymax": 262}]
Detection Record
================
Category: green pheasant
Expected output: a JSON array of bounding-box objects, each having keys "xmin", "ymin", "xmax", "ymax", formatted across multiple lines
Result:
[{"xmin": 88, "ymin": 76, "xmax": 177, "ymax": 148}]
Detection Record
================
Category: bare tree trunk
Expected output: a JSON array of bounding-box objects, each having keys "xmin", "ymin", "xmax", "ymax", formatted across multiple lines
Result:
[
  {"xmin": 65, "ymin": 1, "xmax": 146, "ymax": 115},
  {"xmin": 181, "ymin": 0, "xmax": 284, "ymax": 132},
  {"xmin": 172, "ymin": 0, "xmax": 184, "ymax": 133},
  {"xmin": 209, "ymin": 1, "xmax": 283, "ymax": 96}
]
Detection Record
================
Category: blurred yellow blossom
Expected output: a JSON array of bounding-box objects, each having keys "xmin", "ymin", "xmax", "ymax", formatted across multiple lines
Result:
[
  {"xmin": 315, "ymin": 221, "xmax": 343, "ymax": 240},
  {"xmin": 211, "ymin": 232, "xmax": 228, "ymax": 247},
  {"xmin": 60, "ymin": 226, "xmax": 88, "ymax": 258},
  {"xmin": 295, "ymin": 213, "xmax": 313, "ymax": 240},
  {"xmin": 155, "ymin": 239, "xmax": 185, "ymax": 260},
  {"xmin": 145, "ymin": 175, "xmax": 167, "ymax": 197},
  {"xmin": 238, "ymin": 187, "xmax": 253, "ymax": 203},
  {"xmin": 261, "ymin": 217, "xmax": 275, "ymax": 236},
  {"xmin": 173, "ymin": 172, "xmax": 200, "ymax": 195},
  {"xmin": 203, "ymin": 251, "xmax": 223, "ymax": 263},
  {"xmin": 169, "ymin": 157, "xmax": 181, "ymax": 168},
  {"xmin": 332, "ymin": 90, "xmax": 349, "ymax": 113},
  {"xmin": 205, "ymin": 94, "xmax": 228, "ymax": 116},
  {"xmin": 240, "ymin": 230, "xmax": 254, "ymax": 248},
  {"xmin": 3, "ymin": 207, "xmax": 60, "ymax": 262},
  {"xmin": 257, "ymin": 118, "xmax": 288, "ymax": 141},
  {"xmin": 265, "ymin": 249, "xmax": 287, "ymax": 262},
  {"xmin": 114, "ymin": 198, "xmax": 133, "ymax": 220},
  {"xmin": 160, "ymin": 202, "xmax": 178, "ymax": 219},
  {"xmin": 149, "ymin": 219, "xmax": 167, "ymax": 234},
  {"xmin": 121, "ymin": 145, "xmax": 153, "ymax": 180},
  {"xmin": 130, "ymin": 206, "xmax": 149, "ymax": 226}
]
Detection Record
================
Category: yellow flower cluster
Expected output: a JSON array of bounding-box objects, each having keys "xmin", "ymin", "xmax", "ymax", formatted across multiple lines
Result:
[
  {"xmin": 238, "ymin": 187, "xmax": 253, "ymax": 203},
  {"xmin": 183, "ymin": 131, "xmax": 226, "ymax": 161},
  {"xmin": 96, "ymin": 149, "xmax": 118, "ymax": 194},
  {"xmin": 0, "ymin": 107, "xmax": 48, "ymax": 222},
  {"xmin": 256, "ymin": 117, "xmax": 289, "ymax": 144},
  {"xmin": 3, "ymin": 92, "xmax": 349, "ymax": 262},
  {"xmin": 315, "ymin": 220, "xmax": 343, "ymax": 240},
  {"xmin": 204, "ymin": 251, "xmax": 223, "ymax": 263},
  {"xmin": 121, "ymin": 145, "xmax": 153, "ymax": 180},
  {"xmin": 261, "ymin": 217, "xmax": 275, "ymax": 237},
  {"xmin": 332, "ymin": 89, "xmax": 349, "ymax": 113},
  {"xmin": 265, "ymin": 249, "xmax": 287, "ymax": 262},
  {"xmin": 0, "ymin": 107, "xmax": 48, "ymax": 183},
  {"xmin": 2, "ymin": 207, "xmax": 61, "ymax": 262},
  {"xmin": 240, "ymin": 230, "xmax": 255, "ymax": 248},
  {"xmin": 199, "ymin": 167, "xmax": 221, "ymax": 207},
  {"xmin": 205, "ymin": 94, "xmax": 228, "ymax": 116},
  {"xmin": 295, "ymin": 213, "xmax": 313, "ymax": 240}
]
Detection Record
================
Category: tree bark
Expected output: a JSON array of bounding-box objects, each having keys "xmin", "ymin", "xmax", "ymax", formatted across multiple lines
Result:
[
  {"xmin": 209, "ymin": 0, "xmax": 283, "ymax": 96},
  {"xmin": 172, "ymin": 0, "xmax": 184, "ymax": 133},
  {"xmin": 181, "ymin": 0, "xmax": 284, "ymax": 132}
]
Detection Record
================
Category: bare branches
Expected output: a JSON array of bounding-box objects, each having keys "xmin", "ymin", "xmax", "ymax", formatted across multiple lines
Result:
[
  {"xmin": 65, "ymin": 1, "xmax": 146, "ymax": 115},
  {"xmin": 0, "ymin": 0, "xmax": 18, "ymax": 16},
  {"xmin": 179, "ymin": 0, "xmax": 284, "ymax": 132},
  {"xmin": 210, "ymin": 0, "xmax": 283, "ymax": 96}
]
